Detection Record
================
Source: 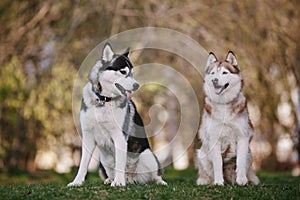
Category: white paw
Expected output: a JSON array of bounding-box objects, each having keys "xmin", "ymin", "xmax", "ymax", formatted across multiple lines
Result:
[
  {"xmin": 250, "ymin": 176, "xmax": 260, "ymax": 185},
  {"xmin": 67, "ymin": 181, "xmax": 83, "ymax": 187},
  {"xmin": 196, "ymin": 178, "xmax": 210, "ymax": 185},
  {"xmin": 236, "ymin": 176, "xmax": 248, "ymax": 186},
  {"xmin": 156, "ymin": 179, "xmax": 167, "ymax": 185},
  {"xmin": 213, "ymin": 179, "xmax": 224, "ymax": 186},
  {"xmin": 111, "ymin": 177, "xmax": 126, "ymax": 187},
  {"xmin": 104, "ymin": 178, "xmax": 113, "ymax": 185}
]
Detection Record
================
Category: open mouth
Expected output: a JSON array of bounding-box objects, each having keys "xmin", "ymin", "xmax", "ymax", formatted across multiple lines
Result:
[
  {"xmin": 213, "ymin": 83, "xmax": 229, "ymax": 95},
  {"xmin": 115, "ymin": 83, "xmax": 132, "ymax": 99}
]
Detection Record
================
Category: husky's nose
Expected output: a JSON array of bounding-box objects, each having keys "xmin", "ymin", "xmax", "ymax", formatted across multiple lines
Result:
[
  {"xmin": 133, "ymin": 83, "xmax": 140, "ymax": 91},
  {"xmin": 212, "ymin": 78, "xmax": 219, "ymax": 84}
]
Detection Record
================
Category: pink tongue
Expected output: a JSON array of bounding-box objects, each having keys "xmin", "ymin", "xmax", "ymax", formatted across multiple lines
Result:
[
  {"xmin": 126, "ymin": 91, "xmax": 132, "ymax": 100},
  {"xmin": 215, "ymin": 87, "xmax": 223, "ymax": 95}
]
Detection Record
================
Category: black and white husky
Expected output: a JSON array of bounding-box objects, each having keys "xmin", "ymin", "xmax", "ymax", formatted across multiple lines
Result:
[
  {"xmin": 68, "ymin": 43, "xmax": 167, "ymax": 187},
  {"xmin": 196, "ymin": 51, "xmax": 259, "ymax": 186}
]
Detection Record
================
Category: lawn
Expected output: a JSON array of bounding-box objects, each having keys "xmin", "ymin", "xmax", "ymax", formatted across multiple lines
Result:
[{"xmin": 0, "ymin": 168, "xmax": 299, "ymax": 200}]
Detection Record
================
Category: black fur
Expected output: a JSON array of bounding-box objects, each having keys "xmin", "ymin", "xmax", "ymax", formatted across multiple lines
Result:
[
  {"xmin": 125, "ymin": 101, "xmax": 163, "ymax": 175},
  {"xmin": 105, "ymin": 54, "xmax": 133, "ymax": 71},
  {"xmin": 99, "ymin": 100, "xmax": 159, "ymax": 178},
  {"xmin": 124, "ymin": 101, "xmax": 150, "ymax": 155},
  {"xmin": 99, "ymin": 161, "xmax": 108, "ymax": 179},
  {"xmin": 81, "ymin": 98, "xmax": 87, "ymax": 112},
  {"xmin": 153, "ymin": 153, "xmax": 163, "ymax": 176},
  {"xmin": 97, "ymin": 45, "xmax": 163, "ymax": 182}
]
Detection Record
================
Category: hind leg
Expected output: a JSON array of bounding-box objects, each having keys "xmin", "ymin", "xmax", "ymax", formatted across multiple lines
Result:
[
  {"xmin": 196, "ymin": 149, "xmax": 212, "ymax": 185},
  {"xmin": 99, "ymin": 148, "xmax": 116, "ymax": 185},
  {"xmin": 247, "ymin": 168, "xmax": 259, "ymax": 185},
  {"xmin": 136, "ymin": 149, "xmax": 167, "ymax": 185},
  {"xmin": 197, "ymin": 167, "xmax": 211, "ymax": 185},
  {"xmin": 246, "ymin": 153, "xmax": 259, "ymax": 185},
  {"xmin": 99, "ymin": 161, "xmax": 114, "ymax": 185}
]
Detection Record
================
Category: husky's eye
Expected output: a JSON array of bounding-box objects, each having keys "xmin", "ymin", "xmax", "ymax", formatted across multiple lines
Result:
[
  {"xmin": 211, "ymin": 72, "xmax": 215, "ymax": 75},
  {"xmin": 120, "ymin": 68, "xmax": 130, "ymax": 75},
  {"xmin": 223, "ymin": 71, "xmax": 228, "ymax": 74},
  {"xmin": 120, "ymin": 70, "xmax": 127, "ymax": 75}
]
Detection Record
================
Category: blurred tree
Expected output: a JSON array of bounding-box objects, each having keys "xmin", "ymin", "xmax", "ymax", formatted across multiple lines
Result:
[
  {"xmin": 0, "ymin": 0, "xmax": 77, "ymax": 172},
  {"xmin": 0, "ymin": 58, "xmax": 38, "ymax": 172},
  {"xmin": 0, "ymin": 0, "xmax": 299, "ymax": 173}
]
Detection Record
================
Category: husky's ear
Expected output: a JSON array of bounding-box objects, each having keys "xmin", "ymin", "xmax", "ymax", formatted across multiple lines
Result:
[
  {"xmin": 122, "ymin": 47, "xmax": 130, "ymax": 57},
  {"xmin": 226, "ymin": 51, "xmax": 238, "ymax": 66},
  {"xmin": 206, "ymin": 52, "xmax": 217, "ymax": 68},
  {"xmin": 102, "ymin": 43, "xmax": 114, "ymax": 62}
]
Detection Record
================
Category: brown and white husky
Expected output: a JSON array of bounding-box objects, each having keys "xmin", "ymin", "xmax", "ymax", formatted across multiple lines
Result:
[{"xmin": 196, "ymin": 51, "xmax": 259, "ymax": 186}]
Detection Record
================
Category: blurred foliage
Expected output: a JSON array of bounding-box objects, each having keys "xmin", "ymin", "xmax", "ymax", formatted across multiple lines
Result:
[
  {"xmin": 0, "ymin": 56, "xmax": 76, "ymax": 172},
  {"xmin": 0, "ymin": 0, "xmax": 299, "ymax": 173}
]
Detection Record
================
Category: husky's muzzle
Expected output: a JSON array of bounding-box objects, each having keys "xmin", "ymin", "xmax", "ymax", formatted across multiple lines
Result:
[
  {"xmin": 212, "ymin": 78, "xmax": 229, "ymax": 95},
  {"xmin": 115, "ymin": 83, "xmax": 139, "ymax": 99}
]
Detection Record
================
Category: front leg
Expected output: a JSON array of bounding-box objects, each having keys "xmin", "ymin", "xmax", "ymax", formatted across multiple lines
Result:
[
  {"xmin": 236, "ymin": 137, "xmax": 249, "ymax": 185},
  {"xmin": 68, "ymin": 135, "xmax": 96, "ymax": 186},
  {"xmin": 111, "ymin": 131, "xmax": 127, "ymax": 187},
  {"xmin": 210, "ymin": 143, "xmax": 224, "ymax": 185}
]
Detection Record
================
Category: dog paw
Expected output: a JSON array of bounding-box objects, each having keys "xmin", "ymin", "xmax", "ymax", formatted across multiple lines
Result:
[
  {"xmin": 156, "ymin": 179, "xmax": 167, "ymax": 185},
  {"xmin": 67, "ymin": 181, "xmax": 83, "ymax": 187},
  {"xmin": 196, "ymin": 178, "xmax": 210, "ymax": 185},
  {"xmin": 213, "ymin": 179, "xmax": 224, "ymax": 186},
  {"xmin": 236, "ymin": 176, "xmax": 248, "ymax": 186},
  {"xmin": 154, "ymin": 177, "xmax": 167, "ymax": 185},
  {"xmin": 104, "ymin": 178, "xmax": 113, "ymax": 185},
  {"xmin": 111, "ymin": 181, "xmax": 126, "ymax": 187},
  {"xmin": 111, "ymin": 177, "xmax": 126, "ymax": 187},
  {"xmin": 251, "ymin": 176, "xmax": 260, "ymax": 185}
]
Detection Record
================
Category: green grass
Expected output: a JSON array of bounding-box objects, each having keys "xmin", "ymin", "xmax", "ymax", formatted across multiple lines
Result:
[{"xmin": 0, "ymin": 168, "xmax": 299, "ymax": 200}]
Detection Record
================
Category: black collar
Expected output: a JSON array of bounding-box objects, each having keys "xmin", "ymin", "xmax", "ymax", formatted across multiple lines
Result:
[{"xmin": 92, "ymin": 88, "xmax": 112, "ymax": 102}]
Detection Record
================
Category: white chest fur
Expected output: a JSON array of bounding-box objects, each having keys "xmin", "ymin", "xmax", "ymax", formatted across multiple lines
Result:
[
  {"xmin": 80, "ymin": 83, "xmax": 128, "ymax": 148},
  {"xmin": 201, "ymin": 94, "xmax": 251, "ymax": 152},
  {"xmin": 93, "ymin": 103, "xmax": 127, "ymax": 146}
]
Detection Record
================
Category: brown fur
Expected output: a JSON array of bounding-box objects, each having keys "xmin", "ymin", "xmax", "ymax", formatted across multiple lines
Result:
[
  {"xmin": 204, "ymin": 103, "xmax": 212, "ymax": 115},
  {"xmin": 248, "ymin": 118, "xmax": 254, "ymax": 130},
  {"xmin": 205, "ymin": 60, "xmax": 240, "ymax": 75},
  {"xmin": 196, "ymin": 51, "xmax": 259, "ymax": 186},
  {"xmin": 231, "ymin": 99, "xmax": 247, "ymax": 114},
  {"xmin": 223, "ymin": 158, "xmax": 237, "ymax": 184}
]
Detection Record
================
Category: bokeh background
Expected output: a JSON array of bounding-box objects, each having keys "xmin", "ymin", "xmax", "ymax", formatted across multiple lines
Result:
[{"xmin": 0, "ymin": 0, "xmax": 299, "ymax": 183}]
